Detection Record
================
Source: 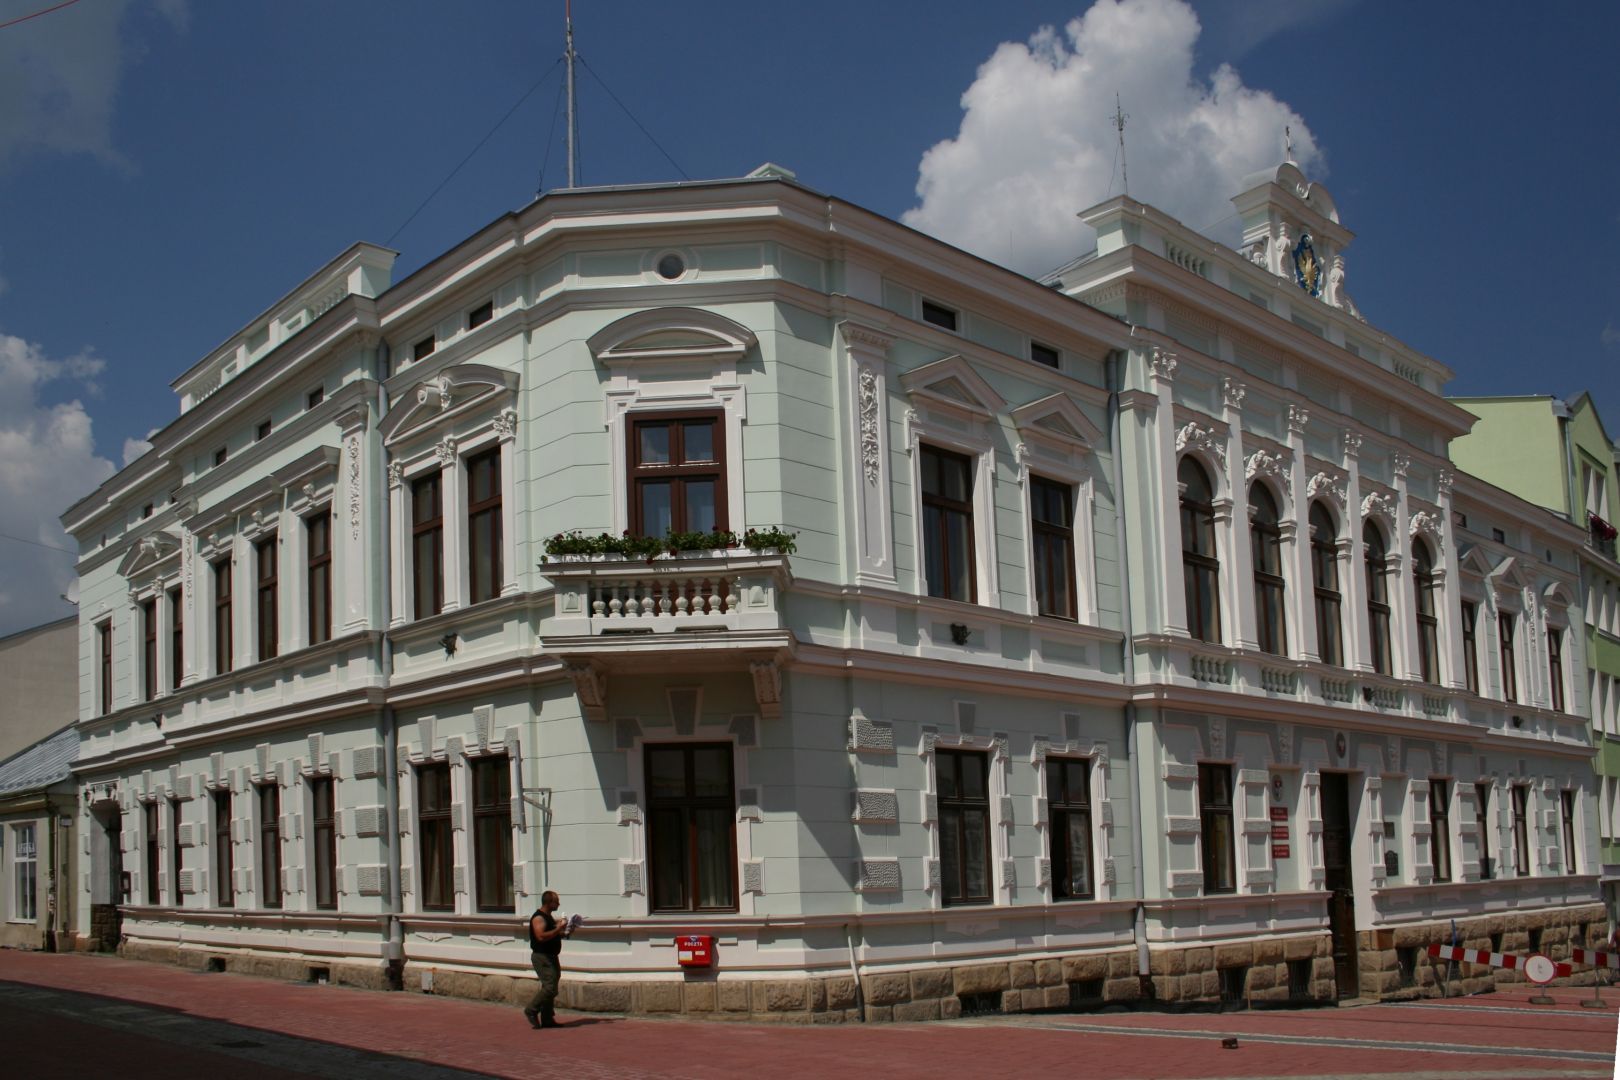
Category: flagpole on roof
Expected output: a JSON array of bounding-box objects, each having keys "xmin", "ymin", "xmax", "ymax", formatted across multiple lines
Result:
[{"xmin": 565, "ymin": 0, "xmax": 578, "ymax": 187}]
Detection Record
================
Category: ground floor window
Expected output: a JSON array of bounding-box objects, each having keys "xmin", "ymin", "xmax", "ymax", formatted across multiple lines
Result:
[
  {"xmin": 1429, "ymin": 779, "xmax": 1452, "ymax": 883},
  {"xmin": 417, "ymin": 762, "xmax": 454, "ymax": 911},
  {"xmin": 472, "ymin": 756, "xmax": 514, "ymax": 912},
  {"xmin": 1512, "ymin": 785, "xmax": 1531, "ymax": 877},
  {"xmin": 12, "ymin": 823, "xmax": 37, "ymax": 921},
  {"xmin": 646, "ymin": 744, "xmax": 737, "ymax": 912},
  {"xmin": 1046, "ymin": 757, "xmax": 1094, "ymax": 900},
  {"xmin": 310, "ymin": 776, "xmax": 337, "ymax": 911},
  {"xmin": 938, "ymin": 748, "xmax": 993, "ymax": 905},
  {"xmin": 213, "ymin": 790, "xmax": 234, "ymax": 907},
  {"xmin": 258, "ymin": 784, "xmax": 282, "ymax": 909},
  {"xmin": 1199, "ymin": 763, "xmax": 1236, "ymax": 894}
]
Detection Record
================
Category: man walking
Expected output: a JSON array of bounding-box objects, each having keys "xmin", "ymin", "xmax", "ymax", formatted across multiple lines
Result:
[{"xmin": 524, "ymin": 890, "xmax": 568, "ymax": 1029}]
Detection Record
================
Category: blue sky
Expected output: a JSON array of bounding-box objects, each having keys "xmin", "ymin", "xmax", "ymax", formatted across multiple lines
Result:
[{"xmin": 0, "ymin": 0, "xmax": 1615, "ymax": 634}]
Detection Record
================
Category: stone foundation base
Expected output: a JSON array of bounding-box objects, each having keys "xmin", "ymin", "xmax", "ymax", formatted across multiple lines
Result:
[
  {"xmin": 119, "ymin": 939, "xmax": 394, "ymax": 992},
  {"xmin": 1150, "ymin": 933, "xmax": 1335, "ymax": 1005},
  {"xmin": 1357, "ymin": 903, "xmax": 1608, "ymax": 1000}
]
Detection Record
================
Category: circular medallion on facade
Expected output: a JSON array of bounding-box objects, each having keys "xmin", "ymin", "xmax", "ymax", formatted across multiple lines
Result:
[{"xmin": 1334, "ymin": 732, "xmax": 1347, "ymax": 759}]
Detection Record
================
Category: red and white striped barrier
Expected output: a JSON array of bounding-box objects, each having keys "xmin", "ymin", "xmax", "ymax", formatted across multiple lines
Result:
[
  {"xmin": 1425, "ymin": 942, "xmax": 1572, "ymax": 980},
  {"xmin": 1571, "ymin": 948, "xmax": 1620, "ymax": 972}
]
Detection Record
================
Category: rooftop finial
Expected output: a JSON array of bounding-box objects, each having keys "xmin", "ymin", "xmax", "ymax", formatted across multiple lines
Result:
[
  {"xmin": 1112, "ymin": 93, "xmax": 1130, "ymax": 197},
  {"xmin": 565, "ymin": 0, "xmax": 579, "ymax": 188},
  {"xmin": 1284, "ymin": 124, "xmax": 1294, "ymax": 164}
]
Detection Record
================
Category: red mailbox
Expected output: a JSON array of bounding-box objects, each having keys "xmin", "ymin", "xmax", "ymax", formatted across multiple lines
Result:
[{"xmin": 675, "ymin": 934, "xmax": 714, "ymax": 968}]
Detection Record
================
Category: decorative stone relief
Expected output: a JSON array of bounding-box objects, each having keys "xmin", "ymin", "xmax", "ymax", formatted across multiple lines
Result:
[
  {"xmin": 1149, "ymin": 346, "xmax": 1178, "ymax": 382},
  {"xmin": 493, "ymin": 408, "xmax": 517, "ymax": 441},
  {"xmin": 1222, "ymin": 378, "xmax": 1247, "ymax": 410},
  {"xmin": 1287, "ymin": 404, "xmax": 1310, "ymax": 435},
  {"xmin": 1175, "ymin": 422, "xmax": 1227, "ymax": 468},
  {"xmin": 742, "ymin": 860, "xmax": 764, "ymax": 895},
  {"xmin": 1277, "ymin": 724, "xmax": 1294, "ymax": 764},
  {"xmin": 855, "ymin": 859, "xmax": 901, "ymax": 892},
  {"xmin": 1245, "ymin": 449, "xmax": 1288, "ymax": 485},
  {"xmin": 852, "ymin": 789, "xmax": 900, "ymax": 824},
  {"xmin": 1342, "ymin": 431, "xmax": 1363, "ymax": 458},
  {"xmin": 857, "ymin": 367, "xmax": 881, "ymax": 485},
  {"xmin": 849, "ymin": 712, "xmax": 894, "ymax": 753},
  {"xmin": 749, "ymin": 660, "xmax": 782, "ymax": 719},
  {"xmin": 1410, "ymin": 510, "xmax": 1442, "ymax": 540},
  {"xmin": 387, "ymin": 461, "xmax": 404, "ymax": 488},
  {"xmin": 1305, "ymin": 472, "xmax": 1347, "ymax": 509},
  {"xmin": 1361, "ymin": 492, "xmax": 1397, "ymax": 521},
  {"xmin": 347, "ymin": 433, "xmax": 363, "ymax": 541},
  {"xmin": 1208, "ymin": 716, "xmax": 1227, "ymax": 760},
  {"xmin": 1393, "ymin": 453, "xmax": 1411, "ymax": 479},
  {"xmin": 1437, "ymin": 470, "xmax": 1455, "ymax": 497},
  {"xmin": 434, "ymin": 436, "xmax": 457, "ymax": 466}
]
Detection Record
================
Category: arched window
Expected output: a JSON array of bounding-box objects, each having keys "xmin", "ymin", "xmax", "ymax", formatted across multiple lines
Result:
[
  {"xmin": 1310, "ymin": 502, "xmax": 1342, "ymax": 666},
  {"xmin": 1413, "ymin": 539, "xmax": 1440, "ymax": 683},
  {"xmin": 1364, "ymin": 521, "xmax": 1392, "ymax": 675},
  {"xmin": 1179, "ymin": 456, "xmax": 1221, "ymax": 643},
  {"xmin": 1250, "ymin": 484, "xmax": 1286, "ymax": 655}
]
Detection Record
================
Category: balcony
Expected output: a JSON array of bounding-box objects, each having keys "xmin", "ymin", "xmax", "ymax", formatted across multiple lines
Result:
[
  {"xmin": 540, "ymin": 551, "xmax": 795, "ymax": 716},
  {"xmin": 1589, "ymin": 513, "xmax": 1618, "ymax": 560}
]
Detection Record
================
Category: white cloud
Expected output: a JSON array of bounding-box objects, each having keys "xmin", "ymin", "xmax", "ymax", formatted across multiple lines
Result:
[
  {"xmin": 121, "ymin": 437, "xmax": 152, "ymax": 465},
  {"xmin": 1602, "ymin": 323, "xmax": 1620, "ymax": 349},
  {"xmin": 0, "ymin": 332, "xmax": 118, "ymax": 635},
  {"xmin": 903, "ymin": 0, "xmax": 1323, "ymax": 277}
]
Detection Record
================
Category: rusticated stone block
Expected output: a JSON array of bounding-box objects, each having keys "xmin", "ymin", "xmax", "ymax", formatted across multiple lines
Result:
[
  {"xmin": 718, "ymin": 981, "xmax": 751, "ymax": 1012},
  {"xmin": 1196, "ymin": 971, "xmax": 1221, "ymax": 998},
  {"xmin": 864, "ymin": 1004, "xmax": 893, "ymax": 1022},
  {"xmin": 1250, "ymin": 985, "xmax": 1290, "ymax": 1003},
  {"xmin": 824, "ymin": 976, "xmax": 857, "ymax": 1010},
  {"xmin": 1284, "ymin": 936, "xmax": 1320, "ymax": 961},
  {"xmin": 940, "ymin": 995, "xmax": 962, "ymax": 1019},
  {"xmin": 1035, "ymin": 959, "xmax": 1064, "ymax": 987},
  {"xmin": 1215, "ymin": 943, "xmax": 1252, "ymax": 969},
  {"xmin": 1042, "ymin": 984, "xmax": 1070, "ymax": 1009},
  {"xmin": 910, "ymin": 969, "xmax": 952, "ymax": 1000},
  {"xmin": 481, "ymin": 975, "xmax": 517, "ymax": 1003},
  {"xmin": 1108, "ymin": 952, "xmax": 1136, "ymax": 977},
  {"xmin": 639, "ymin": 982, "xmax": 683, "ymax": 1012},
  {"xmin": 1311, "ymin": 978, "xmax": 1336, "ymax": 1000},
  {"xmin": 1009, "ymin": 961, "xmax": 1036, "ymax": 989},
  {"xmin": 1103, "ymin": 976, "xmax": 1141, "ymax": 1002},
  {"xmin": 953, "ymin": 964, "xmax": 1010, "ymax": 995},
  {"xmin": 1152, "ymin": 975, "xmax": 1179, "ymax": 1002},
  {"xmin": 754, "ymin": 980, "xmax": 807, "ymax": 1012},
  {"xmin": 1153, "ymin": 949, "xmax": 1186, "ymax": 976},
  {"xmin": 684, "ymin": 981, "xmax": 715, "ymax": 1013},
  {"xmin": 807, "ymin": 979, "xmax": 827, "ymax": 1012},
  {"xmin": 1184, "ymin": 947, "xmax": 1214, "ymax": 973},
  {"xmin": 1253, "ymin": 938, "xmax": 1282, "ymax": 965},
  {"xmin": 1245, "ymin": 965, "xmax": 1275, "ymax": 992},
  {"xmin": 1000, "ymin": 989, "xmax": 1023, "ymax": 1012},
  {"xmin": 894, "ymin": 999, "xmax": 941, "ymax": 1022},
  {"xmin": 1392, "ymin": 924, "xmax": 1430, "ymax": 948},
  {"xmin": 1063, "ymin": 954, "xmax": 1110, "ymax": 982},
  {"xmin": 579, "ymin": 983, "xmax": 632, "ymax": 1012},
  {"xmin": 866, "ymin": 973, "xmax": 911, "ymax": 1005}
]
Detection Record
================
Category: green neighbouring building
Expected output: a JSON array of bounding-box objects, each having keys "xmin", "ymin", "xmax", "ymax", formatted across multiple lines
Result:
[{"xmin": 1451, "ymin": 392, "xmax": 1620, "ymax": 924}]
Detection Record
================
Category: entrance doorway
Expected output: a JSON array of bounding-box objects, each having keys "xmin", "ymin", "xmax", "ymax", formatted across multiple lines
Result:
[
  {"xmin": 88, "ymin": 806, "xmax": 123, "ymax": 952},
  {"xmin": 1320, "ymin": 771, "xmax": 1360, "ymax": 998}
]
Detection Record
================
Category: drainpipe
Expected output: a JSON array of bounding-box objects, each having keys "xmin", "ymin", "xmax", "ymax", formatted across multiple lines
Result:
[
  {"xmin": 374, "ymin": 344, "xmax": 405, "ymax": 989},
  {"xmin": 44, "ymin": 796, "xmax": 59, "ymax": 952},
  {"xmin": 1106, "ymin": 348, "xmax": 1152, "ymax": 991}
]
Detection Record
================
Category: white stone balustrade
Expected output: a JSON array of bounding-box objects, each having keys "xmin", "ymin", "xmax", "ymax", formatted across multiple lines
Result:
[{"xmin": 543, "ymin": 552, "xmax": 792, "ymax": 638}]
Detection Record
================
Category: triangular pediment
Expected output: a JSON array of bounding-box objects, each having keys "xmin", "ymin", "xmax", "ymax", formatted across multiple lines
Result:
[
  {"xmin": 898, "ymin": 355, "xmax": 1007, "ymax": 419},
  {"xmin": 1457, "ymin": 544, "xmax": 1493, "ymax": 578},
  {"xmin": 587, "ymin": 307, "xmax": 757, "ymax": 364},
  {"xmin": 1487, "ymin": 554, "xmax": 1529, "ymax": 591},
  {"xmin": 117, "ymin": 531, "xmax": 180, "ymax": 578},
  {"xmin": 1011, "ymin": 393, "xmax": 1104, "ymax": 451},
  {"xmin": 380, "ymin": 363, "xmax": 519, "ymax": 447}
]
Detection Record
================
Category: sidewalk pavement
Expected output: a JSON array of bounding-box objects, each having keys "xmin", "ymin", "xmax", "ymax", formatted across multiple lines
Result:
[{"xmin": 1, "ymin": 949, "xmax": 1615, "ymax": 1079}]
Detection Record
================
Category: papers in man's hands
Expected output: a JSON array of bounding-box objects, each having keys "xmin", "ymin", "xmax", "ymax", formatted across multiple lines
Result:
[{"xmin": 565, "ymin": 913, "xmax": 584, "ymax": 934}]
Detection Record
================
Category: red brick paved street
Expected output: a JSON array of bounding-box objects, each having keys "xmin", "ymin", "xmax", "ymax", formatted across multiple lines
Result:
[{"xmin": 2, "ymin": 950, "xmax": 1615, "ymax": 1079}]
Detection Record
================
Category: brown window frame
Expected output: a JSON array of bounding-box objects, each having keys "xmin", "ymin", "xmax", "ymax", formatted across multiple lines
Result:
[
  {"xmin": 1430, "ymin": 778, "xmax": 1452, "ymax": 883},
  {"xmin": 1511, "ymin": 784, "xmax": 1530, "ymax": 878},
  {"xmin": 143, "ymin": 801, "xmax": 160, "ymax": 905},
  {"xmin": 1498, "ymin": 612, "xmax": 1518, "ymax": 703},
  {"xmin": 212, "ymin": 557, "xmax": 233, "ymax": 675},
  {"xmin": 1364, "ymin": 522, "xmax": 1393, "ymax": 676},
  {"xmin": 1310, "ymin": 502, "xmax": 1342, "ymax": 666},
  {"xmin": 1548, "ymin": 628, "xmax": 1566, "ymax": 712},
  {"xmin": 258, "ymin": 782, "xmax": 282, "ymax": 909},
  {"xmin": 1561, "ymin": 790, "xmax": 1578, "ymax": 875},
  {"xmin": 306, "ymin": 512, "xmax": 332, "ymax": 645},
  {"xmin": 168, "ymin": 586, "xmax": 184, "ymax": 691},
  {"xmin": 310, "ymin": 775, "xmax": 337, "ymax": 911},
  {"xmin": 1179, "ymin": 457, "xmax": 1221, "ymax": 643},
  {"xmin": 472, "ymin": 756, "xmax": 514, "ymax": 912},
  {"xmin": 627, "ymin": 410, "xmax": 727, "ymax": 538},
  {"xmin": 255, "ymin": 534, "xmax": 278, "ymax": 662},
  {"xmin": 411, "ymin": 471, "xmax": 444, "ymax": 620},
  {"xmin": 1046, "ymin": 757, "xmax": 1094, "ymax": 900},
  {"xmin": 1199, "ymin": 763, "xmax": 1237, "ymax": 895},
  {"xmin": 466, "ymin": 448, "xmax": 503, "ymax": 605},
  {"xmin": 141, "ymin": 597, "xmax": 158, "ymax": 701},
  {"xmin": 937, "ymin": 747, "xmax": 993, "ymax": 906},
  {"xmin": 1250, "ymin": 483, "xmax": 1287, "ymax": 655},
  {"xmin": 1030, "ymin": 475, "xmax": 1077, "ymax": 620},
  {"xmin": 1461, "ymin": 600, "xmax": 1480, "ymax": 694},
  {"xmin": 97, "ymin": 619, "xmax": 112, "ymax": 715},
  {"xmin": 213, "ymin": 789, "xmax": 234, "ymax": 907},
  {"xmin": 169, "ymin": 796, "xmax": 183, "ymax": 905},
  {"xmin": 645, "ymin": 743, "xmax": 738, "ymax": 913},
  {"xmin": 920, "ymin": 443, "xmax": 976, "ymax": 604},
  {"xmin": 1475, "ymin": 781, "xmax": 1493, "ymax": 880},
  {"xmin": 417, "ymin": 762, "xmax": 454, "ymax": 911},
  {"xmin": 1414, "ymin": 540, "xmax": 1440, "ymax": 683}
]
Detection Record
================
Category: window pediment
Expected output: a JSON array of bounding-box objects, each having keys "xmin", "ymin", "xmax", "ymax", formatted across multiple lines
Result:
[
  {"xmin": 117, "ymin": 530, "xmax": 181, "ymax": 579},
  {"xmin": 1011, "ymin": 393, "xmax": 1104, "ymax": 452},
  {"xmin": 1543, "ymin": 581, "xmax": 1575, "ymax": 609},
  {"xmin": 1457, "ymin": 544, "xmax": 1493, "ymax": 579},
  {"xmin": 1487, "ymin": 554, "xmax": 1530, "ymax": 592},
  {"xmin": 899, "ymin": 355, "xmax": 1008, "ymax": 422},
  {"xmin": 586, "ymin": 307, "xmax": 757, "ymax": 365},
  {"xmin": 380, "ymin": 363, "xmax": 519, "ymax": 449}
]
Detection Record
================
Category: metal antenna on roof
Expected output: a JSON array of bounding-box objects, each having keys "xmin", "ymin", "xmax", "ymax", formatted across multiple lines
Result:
[
  {"xmin": 565, "ymin": 0, "xmax": 579, "ymax": 187},
  {"xmin": 1111, "ymin": 94, "xmax": 1130, "ymax": 196}
]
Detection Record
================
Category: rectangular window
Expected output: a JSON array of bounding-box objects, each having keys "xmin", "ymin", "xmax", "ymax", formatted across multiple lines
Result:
[
  {"xmin": 412, "ymin": 335, "xmax": 435, "ymax": 362},
  {"xmin": 472, "ymin": 756, "xmax": 514, "ymax": 912},
  {"xmin": 144, "ymin": 802, "xmax": 160, "ymax": 904},
  {"xmin": 1461, "ymin": 601, "xmax": 1480, "ymax": 694},
  {"xmin": 98, "ymin": 619, "xmax": 112, "ymax": 714},
  {"xmin": 310, "ymin": 776, "xmax": 337, "ymax": 911},
  {"xmin": 921, "ymin": 300, "xmax": 959, "ymax": 332},
  {"xmin": 1475, "ymin": 781, "xmax": 1493, "ymax": 880},
  {"xmin": 255, "ymin": 419, "xmax": 272, "ymax": 442},
  {"xmin": 628, "ymin": 412, "xmax": 725, "ymax": 537},
  {"xmin": 417, "ymin": 762, "xmax": 454, "ymax": 911},
  {"xmin": 168, "ymin": 587, "xmax": 183, "ymax": 691},
  {"xmin": 1030, "ymin": 341, "xmax": 1060, "ymax": 368},
  {"xmin": 1548, "ymin": 629, "xmax": 1565, "ymax": 712},
  {"xmin": 1561, "ymin": 789, "xmax": 1577, "ymax": 875},
  {"xmin": 169, "ymin": 798, "xmax": 183, "ymax": 905},
  {"xmin": 141, "ymin": 597, "xmax": 158, "ymax": 701},
  {"xmin": 213, "ymin": 558, "xmax": 233, "ymax": 675},
  {"xmin": 1030, "ymin": 476, "xmax": 1076, "ymax": 620},
  {"xmin": 255, "ymin": 535, "xmax": 278, "ymax": 662},
  {"xmin": 1046, "ymin": 757, "xmax": 1093, "ymax": 900},
  {"xmin": 921, "ymin": 444, "xmax": 975, "ymax": 603},
  {"xmin": 646, "ymin": 744, "xmax": 737, "ymax": 912},
  {"xmin": 938, "ymin": 748, "xmax": 993, "ymax": 905},
  {"xmin": 213, "ymin": 446, "xmax": 228, "ymax": 468},
  {"xmin": 258, "ymin": 784, "xmax": 282, "ymax": 909},
  {"xmin": 411, "ymin": 472, "xmax": 444, "ymax": 619},
  {"xmin": 1511, "ymin": 784, "xmax": 1530, "ymax": 878},
  {"xmin": 1199, "ymin": 763, "xmax": 1236, "ymax": 895},
  {"xmin": 467, "ymin": 300, "xmax": 494, "ymax": 329},
  {"xmin": 467, "ymin": 448, "xmax": 503, "ymax": 605},
  {"xmin": 306, "ymin": 513, "xmax": 332, "ymax": 645},
  {"xmin": 1429, "ymin": 779, "xmax": 1452, "ymax": 883},
  {"xmin": 305, "ymin": 386, "xmax": 324, "ymax": 410},
  {"xmin": 213, "ymin": 790, "xmax": 234, "ymax": 907},
  {"xmin": 1498, "ymin": 612, "xmax": 1517, "ymax": 703},
  {"xmin": 12, "ymin": 823, "xmax": 37, "ymax": 921}
]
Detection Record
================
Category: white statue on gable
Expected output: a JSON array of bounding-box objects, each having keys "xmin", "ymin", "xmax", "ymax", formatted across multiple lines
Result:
[
  {"xmin": 1326, "ymin": 255, "xmax": 1365, "ymax": 322},
  {"xmin": 1273, "ymin": 222, "xmax": 1291, "ymax": 279}
]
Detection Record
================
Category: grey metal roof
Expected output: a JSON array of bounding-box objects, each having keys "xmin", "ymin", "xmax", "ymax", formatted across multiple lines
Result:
[{"xmin": 0, "ymin": 725, "xmax": 78, "ymax": 797}]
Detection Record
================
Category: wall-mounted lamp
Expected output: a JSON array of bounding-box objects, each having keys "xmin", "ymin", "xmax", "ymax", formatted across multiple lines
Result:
[
  {"xmin": 949, "ymin": 623, "xmax": 971, "ymax": 646},
  {"xmin": 439, "ymin": 632, "xmax": 458, "ymax": 658}
]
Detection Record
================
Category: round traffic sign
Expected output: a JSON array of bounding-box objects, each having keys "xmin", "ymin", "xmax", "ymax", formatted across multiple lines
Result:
[{"xmin": 1524, "ymin": 953, "xmax": 1557, "ymax": 985}]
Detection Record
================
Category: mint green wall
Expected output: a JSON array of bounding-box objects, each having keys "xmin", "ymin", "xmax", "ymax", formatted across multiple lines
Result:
[
  {"xmin": 1449, "ymin": 397, "xmax": 1568, "ymax": 515},
  {"xmin": 1569, "ymin": 397, "xmax": 1618, "ymax": 523}
]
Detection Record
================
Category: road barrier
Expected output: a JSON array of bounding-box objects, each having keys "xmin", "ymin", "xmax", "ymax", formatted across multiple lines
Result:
[
  {"xmin": 1570, "ymin": 948, "xmax": 1620, "ymax": 972},
  {"xmin": 1423, "ymin": 942, "xmax": 1572, "ymax": 979}
]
